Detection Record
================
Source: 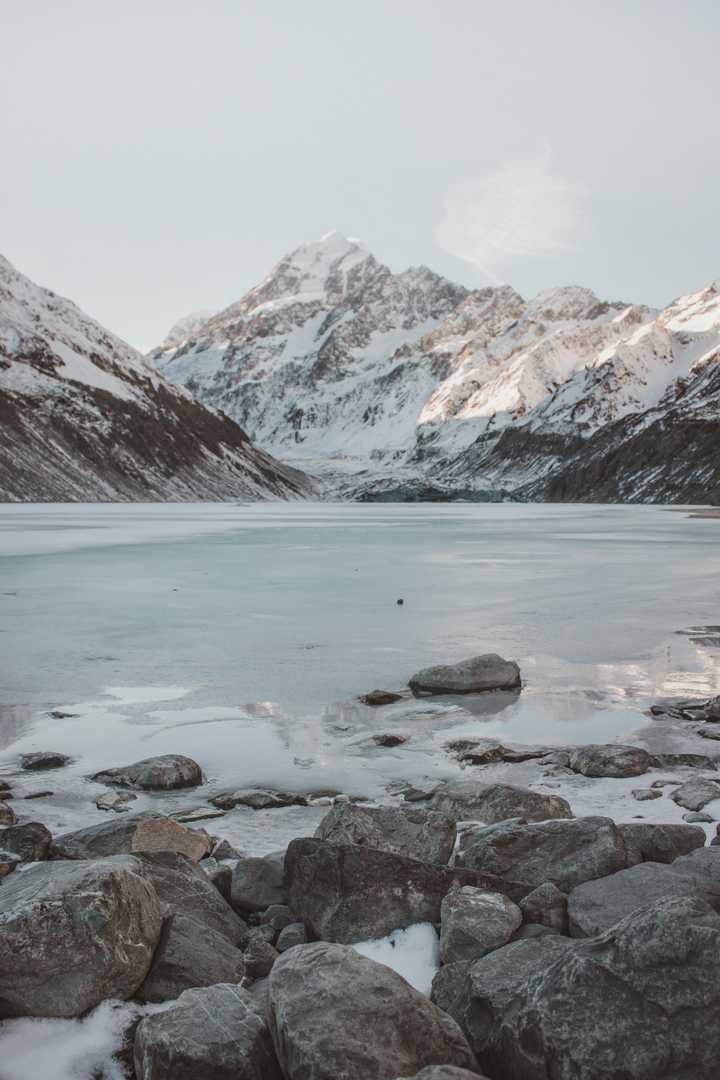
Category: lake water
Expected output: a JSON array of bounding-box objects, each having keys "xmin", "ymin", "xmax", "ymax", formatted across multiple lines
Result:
[{"xmin": 1, "ymin": 502, "xmax": 719, "ymax": 840}]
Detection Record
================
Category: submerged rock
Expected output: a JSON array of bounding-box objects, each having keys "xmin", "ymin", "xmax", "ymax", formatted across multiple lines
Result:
[
  {"xmin": 52, "ymin": 811, "xmax": 211, "ymax": 862},
  {"xmin": 568, "ymin": 744, "xmax": 653, "ymax": 778},
  {"xmin": 430, "ymin": 780, "xmax": 573, "ymax": 824},
  {"xmin": 618, "ymin": 822, "xmax": 706, "ymax": 866},
  {"xmin": 268, "ymin": 942, "xmax": 478, "ymax": 1079},
  {"xmin": 20, "ymin": 751, "xmax": 71, "ymax": 770},
  {"xmin": 315, "ymin": 802, "xmax": 456, "ymax": 864},
  {"xmin": 0, "ymin": 802, "xmax": 17, "ymax": 826},
  {"xmin": 360, "ymin": 689, "xmax": 403, "ymax": 706},
  {"xmin": 91, "ymin": 753, "xmax": 202, "ymax": 790},
  {"xmin": 409, "ymin": 654, "xmax": 521, "ymax": 695},
  {"xmin": 0, "ymin": 855, "xmax": 162, "ymax": 1018},
  {"xmin": 211, "ymin": 788, "xmax": 306, "ymax": 810},
  {"xmin": 519, "ymin": 882, "xmax": 569, "ymax": 934}
]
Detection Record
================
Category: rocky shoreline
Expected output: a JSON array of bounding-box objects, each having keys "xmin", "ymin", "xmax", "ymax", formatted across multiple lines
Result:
[{"xmin": 2, "ymin": 656, "xmax": 720, "ymax": 1078}]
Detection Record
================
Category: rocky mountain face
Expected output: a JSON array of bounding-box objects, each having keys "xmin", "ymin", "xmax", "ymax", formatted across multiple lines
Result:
[
  {"xmin": 150, "ymin": 234, "xmax": 720, "ymax": 503},
  {"xmin": 0, "ymin": 256, "xmax": 312, "ymax": 501}
]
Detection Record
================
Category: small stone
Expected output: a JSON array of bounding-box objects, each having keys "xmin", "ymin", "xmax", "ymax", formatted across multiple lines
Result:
[
  {"xmin": 48, "ymin": 710, "xmax": 78, "ymax": 720},
  {"xmin": 684, "ymin": 812, "xmax": 715, "ymax": 823},
  {"xmin": 244, "ymin": 937, "xmax": 279, "ymax": 979},
  {"xmin": 632, "ymin": 788, "xmax": 662, "ymax": 801},
  {"xmin": 212, "ymin": 838, "xmax": 242, "ymax": 860},
  {"xmin": 96, "ymin": 790, "xmax": 137, "ymax": 813},
  {"xmin": 518, "ymin": 882, "xmax": 568, "ymax": 934},
  {"xmin": 169, "ymin": 805, "xmax": 226, "ymax": 823},
  {"xmin": 259, "ymin": 904, "xmax": 294, "ymax": 931},
  {"xmin": 372, "ymin": 733, "xmax": 409, "ymax": 747},
  {"xmin": 21, "ymin": 752, "xmax": 70, "ymax": 771},
  {"xmin": 276, "ymin": 921, "xmax": 307, "ymax": 951},
  {"xmin": 360, "ymin": 690, "xmax": 403, "ymax": 706},
  {"xmin": 397, "ymin": 598, "xmax": 404, "ymax": 605},
  {"xmin": 440, "ymin": 886, "xmax": 522, "ymax": 964},
  {"xmin": 0, "ymin": 802, "xmax": 17, "ymax": 826},
  {"xmin": 91, "ymin": 754, "xmax": 202, "ymax": 791}
]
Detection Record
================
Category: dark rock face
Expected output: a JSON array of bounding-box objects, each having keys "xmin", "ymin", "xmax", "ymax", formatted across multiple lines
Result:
[
  {"xmin": 315, "ymin": 802, "xmax": 456, "ymax": 864},
  {"xmin": 52, "ymin": 811, "xmax": 211, "ymax": 861},
  {"xmin": 430, "ymin": 780, "xmax": 573, "ymax": 824},
  {"xmin": 138, "ymin": 913, "xmax": 245, "ymax": 1003},
  {"xmin": 460, "ymin": 816, "xmax": 626, "ymax": 892},
  {"xmin": 487, "ymin": 897, "xmax": 720, "ymax": 1080},
  {"xmin": 619, "ymin": 822, "xmax": 706, "ymax": 866},
  {"xmin": 268, "ymin": 942, "xmax": 478, "ymax": 1080},
  {"xmin": 0, "ymin": 821, "xmax": 52, "ymax": 862},
  {"xmin": 134, "ymin": 982, "xmax": 282, "ymax": 1080},
  {"xmin": 568, "ymin": 744, "xmax": 653, "ymax": 778},
  {"xmin": 231, "ymin": 852, "xmax": 287, "ymax": 915},
  {"xmin": 409, "ymin": 654, "xmax": 521, "ymax": 695},
  {"xmin": 135, "ymin": 851, "xmax": 247, "ymax": 944},
  {"xmin": 20, "ymin": 751, "xmax": 70, "ymax": 770},
  {"xmin": 440, "ymin": 887, "xmax": 522, "ymax": 964},
  {"xmin": 91, "ymin": 754, "xmax": 202, "ymax": 790},
  {"xmin": 285, "ymin": 838, "xmax": 528, "ymax": 943},
  {"xmin": 0, "ymin": 855, "xmax": 163, "ymax": 1018},
  {"xmin": 519, "ymin": 882, "xmax": 569, "ymax": 934}
]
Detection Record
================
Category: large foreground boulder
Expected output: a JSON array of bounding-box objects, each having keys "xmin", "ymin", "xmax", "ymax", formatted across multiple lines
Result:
[
  {"xmin": 316, "ymin": 802, "xmax": 456, "ymax": 864},
  {"xmin": 269, "ymin": 942, "xmax": 477, "ymax": 1079},
  {"xmin": 135, "ymin": 982, "xmax": 281, "ymax": 1080},
  {"xmin": 135, "ymin": 850, "xmax": 247, "ymax": 943},
  {"xmin": 0, "ymin": 855, "xmax": 162, "ymax": 1018},
  {"xmin": 91, "ymin": 754, "xmax": 202, "ymax": 790},
  {"xmin": 486, "ymin": 897, "xmax": 720, "ymax": 1079},
  {"xmin": 460, "ymin": 816, "xmax": 625, "ymax": 891},
  {"xmin": 430, "ymin": 780, "xmax": 572, "ymax": 824},
  {"xmin": 568, "ymin": 744, "xmax": 653, "ymax": 778},
  {"xmin": 440, "ymin": 887, "xmax": 522, "ymax": 964},
  {"xmin": 137, "ymin": 913, "xmax": 246, "ymax": 1002},
  {"xmin": 285, "ymin": 838, "xmax": 527, "ymax": 942},
  {"xmin": 52, "ymin": 811, "xmax": 211, "ymax": 861},
  {"xmin": 409, "ymin": 654, "xmax": 521, "ymax": 695}
]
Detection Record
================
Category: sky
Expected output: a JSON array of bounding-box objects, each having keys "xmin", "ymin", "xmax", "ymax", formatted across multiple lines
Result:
[{"xmin": 1, "ymin": 0, "xmax": 719, "ymax": 348}]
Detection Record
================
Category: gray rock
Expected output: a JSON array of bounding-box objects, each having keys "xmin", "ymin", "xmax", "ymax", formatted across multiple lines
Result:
[
  {"xmin": 276, "ymin": 922, "xmax": 307, "ymax": 951},
  {"xmin": 259, "ymin": 903, "xmax": 294, "ymax": 931},
  {"xmin": 461, "ymin": 815, "xmax": 625, "ymax": 892},
  {"xmin": 0, "ymin": 855, "xmax": 162, "ymax": 1018},
  {"xmin": 0, "ymin": 802, "xmax": 17, "ymax": 826},
  {"xmin": 0, "ymin": 852, "xmax": 20, "ymax": 879},
  {"xmin": 670, "ymin": 777, "xmax": 720, "ymax": 811},
  {"xmin": 91, "ymin": 753, "xmax": 202, "ymax": 790},
  {"xmin": 619, "ymin": 822, "xmax": 706, "ymax": 866},
  {"xmin": 245, "ymin": 937, "xmax": 279, "ymax": 979},
  {"xmin": 456, "ymin": 818, "xmax": 527, "ymax": 855},
  {"xmin": 285, "ymin": 837, "xmax": 528, "ymax": 943},
  {"xmin": 199, "ymin": 856, "xmax": 232, "ymax": 901},
  {"xmin": 409, "ymin": 653, "xmax": 521, "ymax": 695},
  {"xmin": 52, "ymin": 811, "xmax": 211, "ymax": 862},
  {"xmin": 0, "ymin": 821, "xmax": 52, "ymax": 862},
  {"xmin": 135, "ymin": 850, "xmax": 247, "ymax": 944},
  {"xmin": 138, "ymin": 913, "xmax": 245, "ymax": 1003},
  {"xmin": 430, "ymin": 780, "xmax": 573, "ymax": 824},
  {"xmin": 488, "ymin": 897, "xmax": 720, "ymax": 1080},
  {"xmin": 685, "ymin": 811, "xmax": 715, "ymax": 822},
  {"xmin": 232, "ymin": 851, "xmax": 287, "ymax": 914},
  {"xmin": 20, "ymin": 751, "xmax": 70, "ymax": 770},
  {"xmin": 632, "ymin": 787, "xmax": 662, "ymax": 801},
  {"xmin": 169, "ymin": 805, "xmax": 226, "ymax": 822},
  {"xmin": 211, "ymin": 788, "xmax": 305, "ymax": 810},
  {"xmin": 268, "ymin": 942, "xmax": 478, "ymax": 1079},
  {"xmin": 440, "ymin": 887, "xmax": 522, "ymax": 964},
  {"xmin": 430, "ymin": 959, "xmax": 473, "ymax": 1020},
  {"xmin": 134, "ymin": 982, "xmax": 281, "ymax": 1080},
  {"xmin": 519, "ymin": 881, "xmax": 568, "ymax": 933},
  {"xmin": 360, "ymin": 689, "xmax": 403, "ymax": 705},
  {"xmin": 212, "ymin": 838, "xmax": 242, "ymax": 859},
  {"xmin": 568, "ymin": 744, "xmax": 653, "ymax": 778},
  {"xmin": 315, "ymin": 802, "xmax": 456, "ymax": 864},
  {"xmin": 96, "ymin": 790, "xmax": 137, "ymax": 812},
  {"xmin": 396, "ymin": 1070, "xmax": 488, "ymax": 1080}
]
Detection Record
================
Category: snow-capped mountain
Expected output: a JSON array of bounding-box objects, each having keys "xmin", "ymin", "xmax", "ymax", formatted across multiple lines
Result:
[
  {"xmin": 150, "ymin": 233, "xmax": 720, "ymax": 503},
  {"xmin": 0, "ymin": 255, "xmax": 312, "ymax": 501}
]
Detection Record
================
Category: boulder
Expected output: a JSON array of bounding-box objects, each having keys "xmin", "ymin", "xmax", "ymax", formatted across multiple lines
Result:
[
  {"xmin": 670, "ymin": 777, "xmax": 720, "ymax": 811},
  {"xmin": 440, "ymin": 887, "xmax": 522, "ymax": 964},
  {"xmin": 0, "ymin": 853, "xmax": 20, "ymax": 879},
  {"xmin": 315, "ymin": 802, "xmax": 456, "ymax": 864},
  {"xmin": 518, "ymin": 882, "xmax": 569, "ymax": 934},
  {"xmin": 96, "ymin": 790, "xmax": 137, "ymax": 812},
  {"xmin": 488, "ymin": 897, "xmax": 720, "ymax": 1079},
  {"xmin": 0, "ymin": 802, "xmax": 17, "ymax": 826},
  {"xmin": 0, "ymin": 855, "xmax": 162, "ymax": 1018},
  {"xmin": 568, "ymin": 744, "xmax": 653, "ymax": 778},
  {"xmin": 231, "ymin": 852, "xmax": 287, "ymax": 914},
  {"xmin": 276, "ymin": 922, "xmax": 307, "ymax": 952},
  {"xmin": 409, "ymin": 654, "xmax": 521, "ymax": 695},
  {"xmin": 619, "ymin": 822, "xmax": 706, "ymax": 866},
  {"xmin": 460, "ymin": 816, "xmax": 625, "ymax": 892},
  {"xmin": 138, "ymin": 913, "xmax": 245, "ymax": 1003},
  {"xmin": 285, "ymin": 837, "xmax": 528, "ymax": 943},
  {"xmin": 200, "ymin": 856, "xmax": 233, "ymax": 902},
  {"xmin": 268, "ymin": 942, "xmax": 478, "ymax": 1079},
  {"xmin": 360, "ymin": 690, "xmax": 403, "ymax": 706},
  {"xmin": 259, "ymin": 903, "xmax": 294, "ymax": 931},
  {"xmin": 0, "ymin": 821, "xmax": 52, "ymax": 862},
  {"xmin": 211, "ymin": 788, "xmax": 305, "ymax": 810},
  {"xmin": 91, "ymin": 753, "xmax": 202, "ymax": 790},
  {"xmin": 52, "ymin": 812, "xmax": 211, "ymax": 862},
  {"xmin": 134, "ymin": 982, "xmax": 282, "ymax": 1080},
  {"xmin": 20, "ymin": 751, "xmax": 70, "ymax": 770},
  {"xmin": 430, "ymin": 781, "xmax": 572, "ymax": 824},
  {"xmin": 135, "ymin": 850, "xmax": 247, "ymax": 944},
  {"xmin": 245, "ymin": 937, "xmax": 280, "ymax": 979}
]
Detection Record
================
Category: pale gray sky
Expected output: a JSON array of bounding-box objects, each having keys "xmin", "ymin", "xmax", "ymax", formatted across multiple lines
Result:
[{"xmin": 2, "ymin": 0, "xmax": 719, "ymax": 347}]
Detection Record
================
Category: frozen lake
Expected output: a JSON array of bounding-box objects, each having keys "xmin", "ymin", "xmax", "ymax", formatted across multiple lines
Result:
[{"xmin": 1, "ymin": 502, "xmax": 719, "ymax": 842}]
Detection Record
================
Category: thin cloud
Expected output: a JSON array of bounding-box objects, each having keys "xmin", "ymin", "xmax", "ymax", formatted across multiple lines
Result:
[{"xmin": 436, "ymin": 155, "xmax": 585, "ymax": 278}]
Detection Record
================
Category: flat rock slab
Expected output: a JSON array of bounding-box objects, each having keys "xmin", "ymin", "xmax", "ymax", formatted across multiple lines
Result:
[
  {"xmin": 52, "ymin": 811, "xmax": 211, "ymax": 862},
  {"xmin": 211, "ymin": 788, "xmax": 306, "ymax": 810},
  {"xmin": 315, "ymin": 802, "xmax": 456, "ymax": 864},
  {"xmin": 568, "ymin": 744, "xmax": 653, "ymax": 778},
  {"xmin": 91, "ymin": 753, "xmax": 202, "ymax": 790},
  {"xmin": 460, "ymin": 816, "xmax": 626, "ymax": 892},
  {"xmin": 285, "ymin": 837, "xmax": 528, "ymax": 943},
  {"xmin": 268, "ymin": 942, "xmax": 478, "ymax": 1079},
  {"xmin": 409, "ymin": 654, "xmax": 521, "ymax": 695},
  {"xmin": 0, "ymin": 855, "xmax": 162, "ymax": 1018},
  {"xmin": 430, "ymin": 780, "xmax": 573, "ymax": 824},
  {"xmin": 134, "ymin": 982, "xmax": 281, "ymax": 1080},
  {"xmin": 0, "ymin": 802, "xmax": 17, "ymax": 826},
  {"xmin": 20, "ymin": 751, "xmax": 71, "ymax": 770},
  {"xmin": 0, "ymin": 821, "xmax": 52, "ymax": 862},
  {"xmin": 232, "ymin": 852, "xmax": 287, "ymax": 915}
]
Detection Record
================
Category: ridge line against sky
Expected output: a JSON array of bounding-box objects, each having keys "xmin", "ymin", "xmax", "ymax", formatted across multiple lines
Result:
[{"xmin": 1, "ymin": 0, "xmax": 719, "ymax": 346}]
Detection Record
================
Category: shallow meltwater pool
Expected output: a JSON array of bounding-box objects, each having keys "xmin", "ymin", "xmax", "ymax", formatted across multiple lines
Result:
[{"xmin": 1, "ymin": 501, "xmax": 719, "ymax": 843}]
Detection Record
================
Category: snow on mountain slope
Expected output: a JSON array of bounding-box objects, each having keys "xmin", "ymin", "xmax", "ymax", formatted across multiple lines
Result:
[{"xmin": 0, "ymin": 256, "xmax": 312, "ymax": 502}]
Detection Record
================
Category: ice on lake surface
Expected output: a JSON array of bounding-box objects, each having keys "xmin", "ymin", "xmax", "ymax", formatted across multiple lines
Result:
[{"xmin": 1, "ymin": 502, "xmax": 720, "ymax": 846}]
